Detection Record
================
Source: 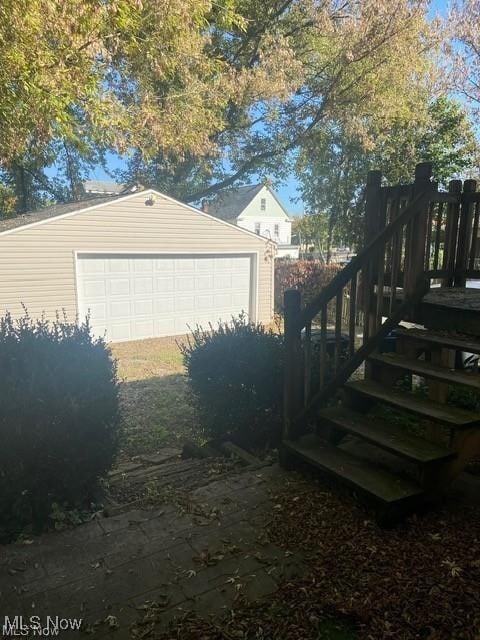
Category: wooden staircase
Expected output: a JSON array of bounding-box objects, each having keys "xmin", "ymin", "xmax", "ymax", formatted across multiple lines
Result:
[{"xmin": 281, "ymin": 163, "xmax": 480, "ymax": 520}]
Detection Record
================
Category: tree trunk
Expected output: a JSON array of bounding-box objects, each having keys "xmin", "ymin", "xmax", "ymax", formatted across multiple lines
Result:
[
  {"xmin": 315, "ymin": 239, "xmax": 326, "ymax": 263},
  {"xmin": 326, "ymin": 217, "xmax": 334, "ymax": 264},
  {"xmin": 16, "ymin": 165, "xmax": 28, "ymax": 213}
]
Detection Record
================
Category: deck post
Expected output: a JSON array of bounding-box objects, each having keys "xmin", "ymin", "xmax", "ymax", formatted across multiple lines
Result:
[
  {"xmin": 283, "ymin": 288, "xmax": 302, "ymax": 441},
  {"xmin": 443, "ymin": 180, "xmax": 463, "ymax": 287},
  {"xmin": 455, "ymin": 179, "xmax": 477, "ymax": 287},
  {"xmin": 404, "ymin": 162, "xmax": 433, "ymax": 299},
  {"xmin": 364, "ymin": 170, "xmax": 383, "ymax": 241},
  {"xmin": 362, "ymin": 170, "xmax": 382, "ymax": 346}
]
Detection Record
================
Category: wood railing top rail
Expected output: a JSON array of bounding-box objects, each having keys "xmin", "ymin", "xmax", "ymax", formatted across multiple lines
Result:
[
  {"xmin": 298, "ymin": 189, "xmax": 432, "ymax": 327},
  {"xmin": 430, "ymin": 192, "xmax": 463, "ymax": 204},
  {"xmin": 381, "ymin": 184, "xmax": 413, "ymax": 198},
  {"xmin": 379, "ymin": 184, "xmax": 458, "ymax": 205},
  {"xmin": 463, "ymin": 191, "xmax": 480, "ymax": 203}
]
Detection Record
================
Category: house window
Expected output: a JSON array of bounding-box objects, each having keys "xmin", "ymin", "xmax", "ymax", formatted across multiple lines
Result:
[
  {"xmin": 260, "ymin": 198, "xmax": 266, "ymax": 211},
  {"xmin": 274, "ymin": 224, "xmax": 279, "ymax": 237},
  {"xmin": 255, "ymin": 222, "xmax": 261, "ymax": 235}
]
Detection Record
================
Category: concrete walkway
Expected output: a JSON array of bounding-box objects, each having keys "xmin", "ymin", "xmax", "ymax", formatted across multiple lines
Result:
[{"xmin": 0, "ymin": 465, "xmax": 304, "ymax": 639}]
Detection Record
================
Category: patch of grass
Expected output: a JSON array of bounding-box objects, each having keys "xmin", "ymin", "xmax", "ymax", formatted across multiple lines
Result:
[
  {"xmin": 118, "ymin": 375, "xmax": 198, "ymax": 456},
  {"xmin": 111, "ymin": 337, "xmax": 198, "ymax": 457},
  {"xmin": 112, "ymin": 335, "xmax": 185, "ymax": 381}
]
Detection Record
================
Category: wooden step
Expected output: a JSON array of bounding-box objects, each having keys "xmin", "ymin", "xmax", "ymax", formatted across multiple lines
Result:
[
  {"xmin": 317, "ymin": 406, "xmax": 454, "ymax": 464},
  {"xmin": 369, "ymin": 352, "xmax": 480, "ymax": 391},
  {"xmin": 283, "ymin": 434, "xmax": 423, "ymax": 505},
  {"xmin": 345, "ymin": 379, "xmax": 480, "ymax": 429},
  {"xmin": 397, "ymin": 327, "xmax": 480, "ymax": 355}
]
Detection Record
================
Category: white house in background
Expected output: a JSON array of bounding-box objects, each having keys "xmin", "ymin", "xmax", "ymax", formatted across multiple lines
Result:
[{"xmin": 205, "ymin": 184, "xmax": 299, "ymax": 259}]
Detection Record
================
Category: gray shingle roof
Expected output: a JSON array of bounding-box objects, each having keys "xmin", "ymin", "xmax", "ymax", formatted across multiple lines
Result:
[
  {"xmin": 0, "ymin": 195, "xmax": 122, "ymax": 233},
  {"xmin": 83, "ymin": 180, "xmax": 125, "ymax": 194},
  {"xmin": 206, "ymin": 184, "xmax": 264, "ymax": 220}
]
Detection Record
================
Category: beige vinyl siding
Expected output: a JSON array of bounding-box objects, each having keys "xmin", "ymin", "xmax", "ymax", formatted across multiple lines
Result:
[{"xmin": 0, "ymin": 191, "xmax": 274, "ymax": 327}]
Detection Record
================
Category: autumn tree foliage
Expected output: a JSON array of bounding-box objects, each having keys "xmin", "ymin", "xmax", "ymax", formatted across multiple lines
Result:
[
  {"xmin": 0, "ymin": 0, "xmax": 277, "ymax": 209},
  {"xmin": 0, "ymin": 0, "xmax": 443, "ymax": 212},
  {"xmin": 1, "ymin": 0, "xmax": 478, "ymax": 216},
  {"xmin": 125, "ymin": 0, "xmax": 441, "ymax": 201},
  {"xmin": 450, "ymin": 0, "xmax": 480, "ymax": 113},
  {"xmin": 0, "ymin": 0, "xmax": 252, "ymax": 163}
]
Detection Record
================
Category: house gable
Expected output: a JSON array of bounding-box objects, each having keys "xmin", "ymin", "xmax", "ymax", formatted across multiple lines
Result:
[
  {"xmin": 236, "ymin": 186, "xmax": 291, "ymax": 221},
  {"xmin": 232, "ymin": 185, "xmax": 293, "ymax": 246}
]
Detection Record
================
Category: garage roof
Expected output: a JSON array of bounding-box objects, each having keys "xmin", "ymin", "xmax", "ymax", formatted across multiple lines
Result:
[
  {"xmin": 0, "ymin": 195, "xmax": 121, "ymax": 233},
  {"xmin": 0, "ymin": 189, "xmax": 272, "ymax": 243}
]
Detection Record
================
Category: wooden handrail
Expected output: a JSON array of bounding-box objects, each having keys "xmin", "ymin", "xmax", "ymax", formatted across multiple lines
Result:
[
  {"xmin": 298, "ymin": 190, "xmax": 430, "ymax": 327},
  {"xmin": 431, "ymin": 193, "xmax": 464, "ymax": 204},
  {"xmin": 282, "ymin": 163, "xmax": 475, "ymax": 443},
  {"xmin": 463, "ymin": 192, "xmax": 480, "ymax": 203}
]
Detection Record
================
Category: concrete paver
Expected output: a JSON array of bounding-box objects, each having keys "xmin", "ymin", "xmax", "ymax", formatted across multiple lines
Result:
[{"xmin": 0, "ymin": 464, "xmax": 302, "ymax": 639}]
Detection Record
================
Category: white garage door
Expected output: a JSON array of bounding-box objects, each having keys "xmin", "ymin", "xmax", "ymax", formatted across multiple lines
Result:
[{"xmin": 77, "ymin": 254, "xmax": 252, "ymax": 341}]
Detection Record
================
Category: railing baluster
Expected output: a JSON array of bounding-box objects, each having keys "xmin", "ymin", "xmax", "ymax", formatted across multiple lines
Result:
[
  {"xmin": 384, "ymin": 197, "xmax": 393, "ymax": 276},
  {"xmin": 375, "ymin": 240, "xmax": 386, "ymax": 334},
  {"xmin": 404, "ymin": 216, "xmax": 413, "ymax": 288},
  {"xmin": 468, "ymin": 201, "xmax": 479, "ymax": 271},
  {"xmin": 283, "ymin": 289, "xmax": 302, "ymax": 441},
  {"xmin": 319, "ymin": 305, "xmax": 327, "ymax": 391},
  {"xmin": 304, "ymin": 320, "xmax": 312, "ymax": 407},
  {"xmin": 433, "ymin": 201, "xmax": 443, "ymax": 272},
  {"xmin": 342, "ymin": 288, "xmax": 349, "ymax": 326},
  {"xmin": 442, "ymin": 180, "xmax": 462, "ymax": 287},
  {"xmin": 455, "ymin": 179, "xmax": 477, "ymax": 287},
  {"xmin": 362, "ymin": 260, "xmax": 372, "ymax": 344},
  {"xmin": 349, "ymin": 274, "xmax": 357, "ymax": 357},
  {"xmin": 390, "ymin": 237, "xmax": 401, "ymax": 314},
  {"xmin": 442, "ymin": 205, "xmax": 451, "ymax": 272},
  {"xmin": 390, "ymin": 196, "xmax": 406, "ymax": 312},
  {"xmin": 425, "ymin": 201, "xmax": 435, "ymax": 271},
  {"xmin": 388, "ymin": 192, "xmax": 400, "ymax": 267},
  {"xmin": 398, "ymin": 198, "xmax": 408, "ymax": 285},
  {"xmin": 335, "ymin": 289, "xmax": 343, "ymax": 374}
]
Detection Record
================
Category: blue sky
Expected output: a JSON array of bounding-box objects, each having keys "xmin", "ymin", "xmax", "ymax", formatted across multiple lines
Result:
[{"xmin": 87, "ymin": 0, "xmax": 452, "ymax": 216}]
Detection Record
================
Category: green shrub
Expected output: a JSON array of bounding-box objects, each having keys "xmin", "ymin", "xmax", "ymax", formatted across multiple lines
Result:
[
  {"xmin": 0, "ymin": 312, "xmax": 120, "ymax": 541},
  {"xmin": 179, "ymin": 315, "xmax": 283, "ymax": 448}
]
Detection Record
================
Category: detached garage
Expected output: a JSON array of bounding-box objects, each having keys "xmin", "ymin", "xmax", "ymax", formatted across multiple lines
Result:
[{"xmin": 0, "ymin": 190, "xmax": 274, "ymax": 341}]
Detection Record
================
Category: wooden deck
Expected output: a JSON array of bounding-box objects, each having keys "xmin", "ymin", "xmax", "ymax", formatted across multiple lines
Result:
[
  {"xmin": 419, "ymin": 287, "xmax": 480, "ymax": 335},
  {"xmin": 423, "ymin": 287, "xmax": 480, "ymax": 312},
  {"xmin": 378, "ymin": 286, "xmax": 480, "ymax": 335}
]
